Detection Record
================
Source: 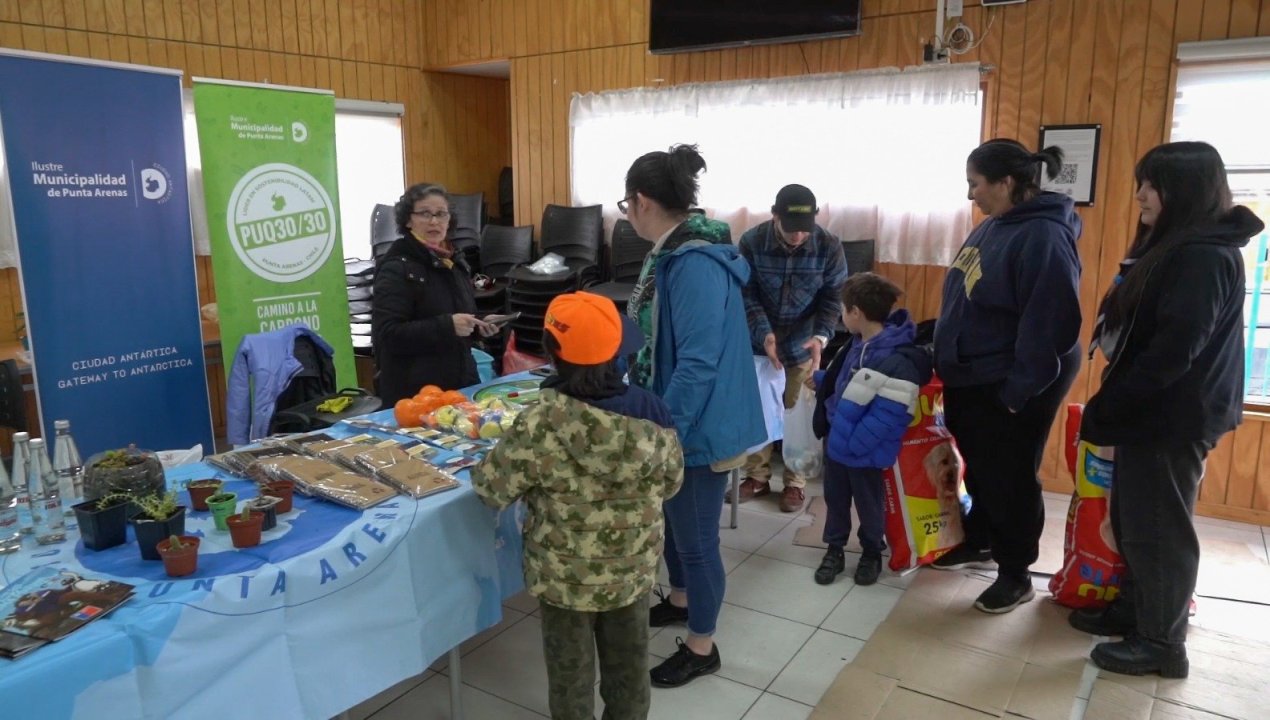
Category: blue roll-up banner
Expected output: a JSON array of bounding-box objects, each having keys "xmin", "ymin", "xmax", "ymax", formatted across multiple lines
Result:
[{"xmin": 0, "ymin": 51, "xmax": 213, "ymax": 456}]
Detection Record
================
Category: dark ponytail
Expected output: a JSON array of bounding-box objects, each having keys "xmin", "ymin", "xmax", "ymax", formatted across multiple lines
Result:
[
  {"xmin": 967, "ymin": 139, "xmax": 1064, "ymax": 206},
  {"xmin": 625, "ymin": 143, "xmax": 707, "ymax": 211}
]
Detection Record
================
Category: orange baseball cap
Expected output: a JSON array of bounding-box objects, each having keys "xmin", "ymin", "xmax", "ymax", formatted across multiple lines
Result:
[{"xmin": 543, "ymin": 291, "xmax": 646, "ymax": 365}]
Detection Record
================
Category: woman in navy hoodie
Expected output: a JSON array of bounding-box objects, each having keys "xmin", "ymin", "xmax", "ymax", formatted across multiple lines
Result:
[
  {"xmin": 1070, "ymin": 142, "xmax": 1263, "ymax": 678},
  {"xmin": 932, "ymin": 139, "xmax": 1083, "ymax": 614}
]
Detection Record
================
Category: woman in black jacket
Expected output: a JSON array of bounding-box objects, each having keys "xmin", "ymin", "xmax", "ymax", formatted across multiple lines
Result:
[
  {"xmin": 372, "ymin": 184, "xmax": 494, "ymax": 405},
  {"xmin": 1072, "ymin": 142, "xmax": 1264, "ymax": 678}
]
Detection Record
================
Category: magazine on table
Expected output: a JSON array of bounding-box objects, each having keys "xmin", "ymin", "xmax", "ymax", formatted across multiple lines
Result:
[{"xmin": 0, "ymin": 567, "xmax": 134, "ymax": 657}]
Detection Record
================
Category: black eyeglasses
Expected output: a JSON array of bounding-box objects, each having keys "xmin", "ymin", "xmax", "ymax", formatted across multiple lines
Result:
[
  {"xmin": 617, "ymin": 195, "xmax": 636, "ymax": 215},
  {"xmin": 411, "ymin": 210, "xmax": 451, "ymax": 222}
]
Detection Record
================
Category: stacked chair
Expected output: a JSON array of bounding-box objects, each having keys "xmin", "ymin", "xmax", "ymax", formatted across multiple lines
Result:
[
  {"xmin": 586, "ymin": 219, "xmax": 653, "ymax": 313},
  {"xmin": 504, "ymin": 204, "xmax": 604, "ymax": 356},
  {"xmin": 823, "ymin": 238, "xmax": 879, "ymax": 369},
  {"xmin": 449, "ymin": 192, "xmax": 484, "ymax": 272},
  {"xmin": 345, "ymin": 258, "xmax": 375, "ymax": 356},
  {"xmin": 474, "ymin": 224, "xmax": 534, "ymax": 365}
]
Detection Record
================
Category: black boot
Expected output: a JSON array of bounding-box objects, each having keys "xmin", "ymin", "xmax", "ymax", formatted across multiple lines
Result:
[
  {"xmin": 650, "ymin": 637, "xmax": 721, "ymax": 688},
  {"xmin": 1091, "ymin": 635, "xmax": 1188, "ymax": 678},
  {"xmin": 1069, "ymin": 600, "xmax": 1135, "ymax": 636},
  {"xmin": 854, "ymin": 554, "xmax": 882, "ymax": 586},
  {"xmin": 815, "ymin": 547, "xmax": 846, "ymax": 585}
]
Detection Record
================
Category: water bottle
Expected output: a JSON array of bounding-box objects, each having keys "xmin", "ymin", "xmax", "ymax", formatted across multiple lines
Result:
[
  {"xmin": 0, "ymin": 457, "xmax": 19, "ymax": 554},
  {"xmin": 28, "ymin": 438, "xmax": 65, "ymax": 545},
  {"xmin": 52, "ymin": 420, "xmax": 84, "ymax": 517},
  {"xmin": 11, "ymin": 432, "xmax": 32, "ymax": 534}
]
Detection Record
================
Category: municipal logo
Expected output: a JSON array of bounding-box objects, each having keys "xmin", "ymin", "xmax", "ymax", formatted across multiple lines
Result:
[
  {"xmin": 291, "ymin": 121, "xmax": 309, "ymax": 143},
  {"xmin": 225, "ymin": 163, "xmax": 336, "ymax": 283},
  {"xmin": 140, "ymin": 163, "xmax": 172, "ymax": 203}
]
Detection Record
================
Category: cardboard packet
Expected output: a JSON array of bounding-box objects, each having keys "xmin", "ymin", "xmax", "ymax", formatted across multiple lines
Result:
[
  {"xmin": 249, "ymin": 455, "xmax": 397, "ymax": 510},
  {"xmin": 354, "ymin": 443, "xmax": 460, "ymax": 499},
  {"xmin": 305, "ymin": 434, "xmax": 380, "ymax": 472}
]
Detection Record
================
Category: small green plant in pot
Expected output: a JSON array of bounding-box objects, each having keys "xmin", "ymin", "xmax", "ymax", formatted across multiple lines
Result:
[
  {"xmin": 72, "ymin": 492, "xmax": 131, "ymax": 551},
  {"xmin": 225, "ymin": 507, "xmax": 264, "ymax": 549},
  {"xmin": 129, "ymin": 492, "xmax": 185, "ymax": 561},
  {"xmin": 205, "ymin": 491, "xmax": 238, "ymax": 531},
  {"xmin": 156, "ymin": 534, "xmax": 200, "ymax": 577},
  {"xmin": 83, "ymin": 446, "xmax": 166, "ymax": 502},
  {"xmin": 185, "ymin": 479, "xmax": 222, "ymax": 512}
]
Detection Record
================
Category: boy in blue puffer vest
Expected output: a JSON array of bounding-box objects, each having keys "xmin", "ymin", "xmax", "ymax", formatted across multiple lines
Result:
[{"xmin": 809, "ymin": 273, "xmax": 933, "ymax": 585}]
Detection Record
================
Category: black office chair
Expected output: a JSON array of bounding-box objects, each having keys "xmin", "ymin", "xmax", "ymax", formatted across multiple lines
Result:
[
  {"xmin": 587, "ymin": 220, "xmax": 653, "ymax": 312},
  {"xmin": 480, "ymin": 225, "xmax": 534, "ymax": 282},
  {"xmin": 497, "ymin": 167, "xmax": 514, "ymax": 225},
  {"xmin": 535, "ymin": 203, "xmax": 604, "ymax": 285},
  {"xmin": 269, "ymin": 336, "xmax": 381, "ymax": 434},
  {"xmin": 0, "ymin": 360, "xmax": 27, "ymax": 435},
  {"xmin": 370, "ymin": 203, "xmax": 398, "ymax": 266},
  {"xmin": 843, "ymin": 239, "xmax": 876, "ymax": 276}
]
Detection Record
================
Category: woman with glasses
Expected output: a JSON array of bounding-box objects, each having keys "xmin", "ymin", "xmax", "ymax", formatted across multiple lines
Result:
[
  {"xmin": 623, "ymin": 144, "xmax": 765, "ymax": 688},
  {"xmin": 373, "ymin": 183, "xmax": 495, "ymax": 404}
]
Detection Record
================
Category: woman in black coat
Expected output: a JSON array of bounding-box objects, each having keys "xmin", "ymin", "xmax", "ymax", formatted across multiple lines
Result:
[
  {"xmin": 372, "ymin": 183, "xmax": 495, "ymax": 405},
  {"xmin": 1072, "ymin": 141, "xmax": 1265, "ymax": 678}
]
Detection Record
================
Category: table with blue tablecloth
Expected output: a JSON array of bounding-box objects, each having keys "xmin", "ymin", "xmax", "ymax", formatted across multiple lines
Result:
[{"xmin": 0, "ymin": 378, "xmax": 534, "ymax": 720}]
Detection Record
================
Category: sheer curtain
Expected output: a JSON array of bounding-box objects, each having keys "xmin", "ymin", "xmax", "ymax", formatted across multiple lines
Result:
[{"xmin": 570, "ymin": 64, "xmax": 982, "ymax": 266}]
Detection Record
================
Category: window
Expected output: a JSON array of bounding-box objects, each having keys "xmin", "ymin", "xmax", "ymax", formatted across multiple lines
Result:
[
  {"xmin": 570, "ymin": 64, "xmax": 984, "ymax": 267},
  {"xmin": 182, "ymin": 93, "xmax": 405, "ymax": 262},
  {"xmin": 1173, "ymin": 38, "xmax": 1270, "ymax": 407}
]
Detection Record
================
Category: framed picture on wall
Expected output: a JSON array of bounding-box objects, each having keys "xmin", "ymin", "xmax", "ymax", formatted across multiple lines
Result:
[{"xmin": 1038, "ymin": 124, "xmax": 1102, "ymax": 206}]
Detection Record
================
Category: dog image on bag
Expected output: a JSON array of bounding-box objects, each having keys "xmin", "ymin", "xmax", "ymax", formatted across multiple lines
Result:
[{"xmin": 922, "ymin": 442, "xmax": 966, "ymax": 550}]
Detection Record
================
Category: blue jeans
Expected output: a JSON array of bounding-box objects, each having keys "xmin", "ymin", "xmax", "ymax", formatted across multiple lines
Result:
[{"xmin": 663, "ymin": 465, "xmax": 728, "ymax": 637}]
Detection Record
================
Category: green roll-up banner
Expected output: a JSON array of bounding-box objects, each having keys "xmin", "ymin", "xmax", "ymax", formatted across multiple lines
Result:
[{"xmin": 193, "ymin": 79, "xmax": 355, "ymax": 392}]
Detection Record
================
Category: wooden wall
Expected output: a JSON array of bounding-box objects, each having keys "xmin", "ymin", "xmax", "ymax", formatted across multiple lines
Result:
[{"xmin": 428, "ymin": 0, "xmax": 1270, "ymax": 524}]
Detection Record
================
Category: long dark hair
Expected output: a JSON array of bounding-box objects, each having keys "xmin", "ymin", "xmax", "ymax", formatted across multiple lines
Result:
[
  {"xmin": 1101, "ymin": 141, "xmax": 1233, "ymax": 331},
  {"xmin": 394, "ymin": 183, "xmax": 456, "ymax": 236},
  {"xmin": 967, "ymin": 139, "xmax": 1064, "ymax": 206},
  {"xmin": 542, "ymin": 333, "xmax": 624, "ymax": 398},
  {"xmin": 625, "ymin": 144, "xmax": 707, "ymax": 211}
]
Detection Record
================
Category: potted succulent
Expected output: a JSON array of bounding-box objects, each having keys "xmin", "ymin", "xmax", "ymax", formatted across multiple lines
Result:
[
  {"xmin": 261, "ymin": 479, "xmax": 294, "ymax": 513},
  {"xmin": 185, "ymin": 479, "xmax": 222, "ymax": 512},
  {"xmin": 71, "ymin": 492, "xmax": 131, "ymax": 551},
  {"xmin": 129, "ymin": 492, "xmax": 186, "ymax": 561},
  {"xmin": 225, "ymin": 508, "xmax": 264, "ymax": 549},
  {"xmin": 244, "ymin": 495, "xmax": 282, "ymax": 531},
  {"xmin": 156, "ymin": 534, "xmax": 200, "ymax": 577},
  {"xmin": 83, "ymin": 446, "xmax": 166, "ymax": 503},
  {"xmin": 205, "ymin": 491, "xmax": 238, "ymax": 531}
]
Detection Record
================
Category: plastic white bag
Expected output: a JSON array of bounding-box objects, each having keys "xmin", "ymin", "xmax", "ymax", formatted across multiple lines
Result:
[
  {"xmin": 746, "ymin": 356, "xmax": 786, "ymax": 455},
  {"xmin": 156, "ymin": 444, "xmax": 204, "ymax": 470},
  {"xmin": 782, "ymin": 386, "xmax": 822, "ymax": 478},
  {"xmin": 527, "ymin": 252, "xmax": 567, "ymax": 275}
]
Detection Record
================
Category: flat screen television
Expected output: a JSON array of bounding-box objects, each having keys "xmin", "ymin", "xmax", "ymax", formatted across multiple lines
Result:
[{"xmin": 649, "ymin": 0, "xmax": 863, "ymax": 55}]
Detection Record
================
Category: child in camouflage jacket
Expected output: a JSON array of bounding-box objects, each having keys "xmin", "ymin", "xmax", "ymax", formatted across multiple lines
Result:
[{"xmin": 472, "ymin": 292, "xmax": 684, "ymax": 720}]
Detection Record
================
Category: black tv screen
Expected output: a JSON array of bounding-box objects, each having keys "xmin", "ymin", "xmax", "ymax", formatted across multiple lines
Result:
[{"xmin": 649, "ymin": 0, "xmax": 863, "ymax": 55}]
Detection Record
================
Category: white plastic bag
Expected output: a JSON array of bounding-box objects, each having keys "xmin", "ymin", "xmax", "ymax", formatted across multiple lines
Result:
[
  {"xmin": 527, "ymin": 252, "xmax": 567, "ymax": 275},
  {"xmin": 746, "ymin": 356, "xmax": 786, "ymax": 455},
  {"xmin": 782, "ymin": 386, "xmax": 822, "ymax": 479},
  {"xmin": 156, "ymin": 444, "xmax": 204, "ymax": 470}
]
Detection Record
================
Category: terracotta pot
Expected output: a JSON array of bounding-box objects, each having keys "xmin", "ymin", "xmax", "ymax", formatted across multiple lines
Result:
[
  {"xmin": 226, "ymin": 511, "xmax": 264, "ymax": 549},
  {"xmin": 263, "ymin": 480, "xmax": 294, "ymax": 514},
  {"xmin": 156, "ymin": 535, "xmax": 201, "ymax": 577},
  {"xmin": 186, "ymin": 480, "xmax": 222, "ymax": 512},
  {"xmin": 206, "ymin": 493, "xmax": 238, "ymax": 531}
]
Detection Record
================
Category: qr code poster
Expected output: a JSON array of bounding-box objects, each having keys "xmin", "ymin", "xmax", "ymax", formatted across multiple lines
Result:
[{"xmin": 1039, "ymin": 124, "xmax": 1101, "ymax": 206}]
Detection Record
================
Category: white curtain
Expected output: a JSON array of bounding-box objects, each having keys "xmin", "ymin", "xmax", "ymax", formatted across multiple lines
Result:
[{"xmin": 570, "ymin": 64, "xmax": 982, "ymax": 266}]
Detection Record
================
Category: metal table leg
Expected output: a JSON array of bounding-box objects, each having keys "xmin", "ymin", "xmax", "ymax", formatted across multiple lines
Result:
[
  {"xmin": 730, "ymin": 469, "xmax": 739, "ymax": 529},
  {"xmin": 449, "ymin": 646, "xmax": 463, "ymax": 720}
]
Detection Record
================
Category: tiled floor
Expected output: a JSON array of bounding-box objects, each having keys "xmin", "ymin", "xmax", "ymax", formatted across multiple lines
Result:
[{"xmin": 341, "ymin": 485, "xmax": 1270, "ymax": 720}]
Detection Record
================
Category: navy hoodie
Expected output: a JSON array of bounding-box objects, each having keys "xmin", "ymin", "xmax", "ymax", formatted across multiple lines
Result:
[{"xmin": 934, "ymin": 192, "xmax": 1083, "ymax": 411}]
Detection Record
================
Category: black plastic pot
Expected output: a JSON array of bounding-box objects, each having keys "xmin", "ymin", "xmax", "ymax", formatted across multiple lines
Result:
[
  {"xmin": 130, "ymin": 506, "xmax": 187, "ymax": 561},
  {"xmin": 73, "ymin": 499, "xmax": 129, "ymax": 551},
  {"xmin": 245, "ymin": 496, "xmax": 281, "ymax": 531}
]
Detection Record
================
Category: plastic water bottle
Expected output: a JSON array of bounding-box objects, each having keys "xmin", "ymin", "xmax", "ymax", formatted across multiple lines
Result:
[
  {"xmin": 52, "ymin": 420, "xmax": 84, "ymax": 517},
  {"xmin": 28, "ymin": 438, "xmax": 65, "ymax": 545},
  {"xmin": 11, "ymin": 432, "xmax": 32, "ymax": 534},
  {"xmin": 0, "ymin": 458, "xmax": 19, "ymax": 554}
]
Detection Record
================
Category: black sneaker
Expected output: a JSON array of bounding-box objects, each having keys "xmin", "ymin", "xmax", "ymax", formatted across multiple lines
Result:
[
  {"xmin": 650, "ymin": 637, "xmax": 721, "ymax": 688},
  {"xmin": 815, "ymin": 547, "xmax": 846, "ymax": 585},
  {"xmin": 649, "ymin": 589, "xmax": 689, "ymax": 628},
  {"xmin": 931, "ymin": 544, "xmax": 996, "ymax": 571},
  {"xmin": 854, "ymin": 554, "xmax": 882, "ymax": 586},
  {"xmin": 1069, "ymin": 601, "xmax": 1135, "ymax": 636},
  {"xmin": 973, "ymin": 574, "xmax": 1036, "ymax": 614}
]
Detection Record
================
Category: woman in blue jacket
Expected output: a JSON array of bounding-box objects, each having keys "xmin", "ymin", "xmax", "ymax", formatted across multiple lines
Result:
[
  {"xmin": 623, "ymin": 144, "xmax": 766, "ymax": 688},
  {"xmin": 1072, "ymin": 142, "xmax": 1263, "ymax": 678},
  {"xmin": 932, "ymin": 139, "xmax": 1083, "ymax": 614}
]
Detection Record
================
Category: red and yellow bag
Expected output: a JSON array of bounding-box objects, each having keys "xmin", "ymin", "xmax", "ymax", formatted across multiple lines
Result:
[
  {"xmin": 882, "ymin": 376, "xmax": 970, "ymax": 572},
  {"xmin": 1048, "ymin": 404, "xmax": 1126, "ymax": 608}
]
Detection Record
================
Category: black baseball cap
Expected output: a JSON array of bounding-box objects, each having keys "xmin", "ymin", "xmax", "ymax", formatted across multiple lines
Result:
[{"xmin": 772, "ymin": 184, "xmax": 818, "ymax": 233}]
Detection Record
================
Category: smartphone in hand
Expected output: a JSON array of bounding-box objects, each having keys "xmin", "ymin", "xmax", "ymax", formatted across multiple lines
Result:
[{"xmin": 482, "ymin": 312, "xmax": 521, "ymax": 330}]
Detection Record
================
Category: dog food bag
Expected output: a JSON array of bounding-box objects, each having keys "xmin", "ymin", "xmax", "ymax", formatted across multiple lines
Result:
[
  {"xmin": 1049, "ymin": 404, "xmax": 1125, "ymax": 609},
  {"xmin": 882, "ymin": 376, "xmax": 971, "ymax": 573}
]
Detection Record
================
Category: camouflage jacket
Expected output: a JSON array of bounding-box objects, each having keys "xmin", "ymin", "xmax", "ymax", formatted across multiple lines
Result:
[{"xmin": 471, "ymin": 389, "xmax": 684, "ymax": 612}]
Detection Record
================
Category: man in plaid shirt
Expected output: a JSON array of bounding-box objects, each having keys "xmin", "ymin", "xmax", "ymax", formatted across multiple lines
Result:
[{"xmin": 733, "ymin": 184, "xmax": 849, "ymax": 512}]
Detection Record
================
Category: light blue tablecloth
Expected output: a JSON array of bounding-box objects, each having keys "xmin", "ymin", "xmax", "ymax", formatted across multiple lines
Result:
[{"xmin": 0, "ymin": 382, "xmax": 529, "ymax": 720}]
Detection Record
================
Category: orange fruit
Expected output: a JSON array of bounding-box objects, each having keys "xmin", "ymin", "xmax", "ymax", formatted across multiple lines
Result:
[
  {"xmin": 442, "ymin": 390, "xmax": 467, "ymax": 405},
  {"xmin": 394, "ymin": 398, "xmax": 424, "ymax": 427},
  {"xmin": 415, "ymin": 385, "xmax": 443, "ymax": 399}
]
